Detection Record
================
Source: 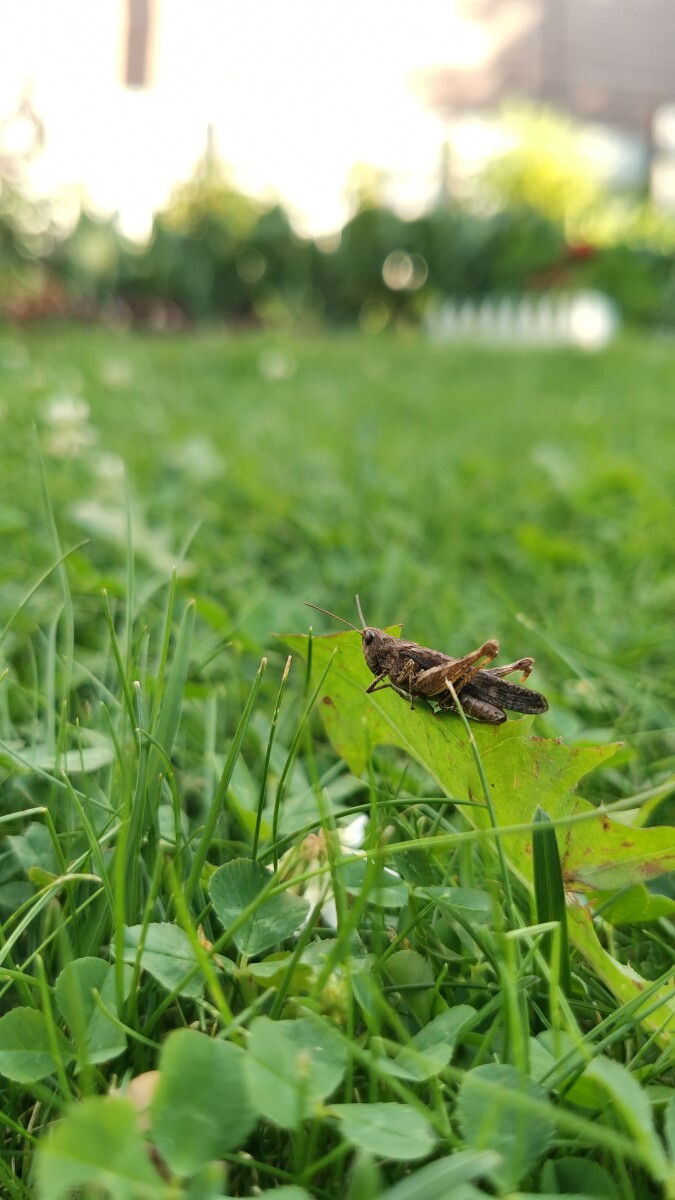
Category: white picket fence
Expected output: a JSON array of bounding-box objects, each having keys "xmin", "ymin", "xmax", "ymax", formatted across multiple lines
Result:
[{"xmin": 426, "ymin": 290, "xmax": 618, "ymax": 350}]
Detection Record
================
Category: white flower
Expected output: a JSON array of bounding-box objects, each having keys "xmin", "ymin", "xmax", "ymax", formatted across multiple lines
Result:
[
  {"xmin": 43, "ymin": 393, "xmax": 90, "ymax": 425},
  {"xmin": 281, "ymin": 815, "xmax": 399, "ymax": 929},
  {"xmin": 42, "ymin": 392, "xmax": 96, "ymax": 459},
  {"xmin": 44, "ymin": 423, "xmax": 97, "ymax": 459}
]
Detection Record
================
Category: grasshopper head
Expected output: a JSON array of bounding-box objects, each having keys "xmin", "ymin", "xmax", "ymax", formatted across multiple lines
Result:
[
  {"xmin": 305, "ymin": 597, "xmax": 392, "ymax": 676},
  {"xmin": 357, "ymin": 597, "xmax": 382, "ymax": 673},
  {"xmin": 361, "ymin": 626, "xmax": 388, "ymax": 674}
]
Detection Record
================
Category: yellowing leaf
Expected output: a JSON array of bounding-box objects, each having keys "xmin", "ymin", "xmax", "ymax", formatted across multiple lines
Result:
[{"xmin": 281, "ymin": 629, "xmax": 675, "ymax": 1037}]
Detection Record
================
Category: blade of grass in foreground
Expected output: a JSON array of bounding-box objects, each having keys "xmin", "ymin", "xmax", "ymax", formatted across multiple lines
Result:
[
  {"xmin": 270, "ymin": 647, "xmax": 337, "ymax": 868},
  {"xmin": 533, "ymin": 805, "xmax": 572, "ymax": 997},
  {"xmin": 253, "ymin": 654, "xmax": 292, "ymax": 859},
  {"xmin": 184, "ymin": 657, "xmax": 267, "ymax": 903}
]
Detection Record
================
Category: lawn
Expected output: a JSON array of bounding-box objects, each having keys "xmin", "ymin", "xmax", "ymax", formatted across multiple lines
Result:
[
  {"xmin": 4, "ymin": 326, "xmax": 674, "ymax": 779},
  {"xmin": 0, "ymin": 326, "xmax": 673, "ymax": 1198}
]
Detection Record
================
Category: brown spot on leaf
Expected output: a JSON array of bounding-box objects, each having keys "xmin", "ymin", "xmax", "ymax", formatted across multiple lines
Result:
[{"xmin": 322, "ymin": 695, "xmax": 335, "ymax": 707}]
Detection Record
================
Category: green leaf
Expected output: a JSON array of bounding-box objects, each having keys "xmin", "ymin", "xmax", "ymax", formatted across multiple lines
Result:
[
  {"xmin": 7, "ymin": 822, "xmax": 60, "ymax": 876},
  {"xmin": 383, "ymin": 949, "xmax": 435, "ymax": 1026},
  {"xmin": 346, "ymin": 1151, "xmax": 383, "ymax": 1200},
  {"xmin": 417, "ymin": 886, "xmax": 492, "ymax": 922},
  {"xmin": 531, "ymin": 1031, "xmax": 607, "ymax": 1108},
  {"xmin": 283, "ymin": 629, "xmax": 675, "ymax": 1035},
  {"xmin": 119, "ymin": 923, "xmax": 203, "ymax": 998},
  {"xmin": 379, "ymin": 1006, "xmax": 475, "ymax": 1081},
  {"xmin": 456, "ymin": 1063, "xmax": 555, "ymax": 1191},
  {"xmin": 151, "ymin": 1029, "xmax": 256, "ymax": 1175},
  {"xmin": 598, "ymin": 883, "xmax": 675, "ymax": 925},
  {"xmin": 184, "ymin": 1162, "xmax": 227, "ymax": 1200},
  {"xmin": 377, "ymin": 1150, "xmax": 501, "ymax": 1200},
  {"xmin": 0, "ymin": 880, "xmax": 32, "ymax": 917},
  {"xmin": 55, "ymin": 957, "xmax": 133, "ymax": 1065},
  {"xmin": 532, "ymin": 806, "xmax": 571, "ymax": 994},
  {"xmin": 567, "ymin": 902, "xmax": 675, "ymax": 1040},
  {"xmin": 27, "ymin": 866, "xmax": 59, "ymax": 887},
  {"xmin": 245, "ymin": 1015, "xmax": 346, "ymax": 1130},
  {"xmin": 339, "ymin": 858, "xmax": 407, "ymax": 908},
  {"xmin": 515, "ymin": 1194, "xmax": 609, "ymax": 1200},
  {"xmin": 330, "ymin": 1102, "xmax": 436, "ymax": 1160},
  {"xmin": 34, "ymin": 1095, "xmax": 169, "ymax": 1200},
  {"xmin": 209, "ymin": 858, "xmax": 309, "ymax": 956},
  {"xmin": 0, "ymin": 1008, "xmax": 73, "ymax": 1083},
  {"xmin": 584, "ymin": 1057, "xmax": 668, "ymax": 1181},
  {"xmin": 247, "ymin": 952, "xmax": 313, "ymax": 990},
  {"xmin": 540, "ymin": 1156, "xmax": 619, "ymax": 1198},
  {"xmin": 254, "ymin": 1190, "xmax": 312, "ymax": 1200},
  {"xmin": 254, "ymin": 1191, "xmax": 313, "ymax": 1200},
  {"xmin": 23, "ymin": 743, "xmax": 116, "ymax": 773}
]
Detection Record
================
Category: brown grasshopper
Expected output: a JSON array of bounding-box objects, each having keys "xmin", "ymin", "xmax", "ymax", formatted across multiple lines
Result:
[{"xmin": 306, "ymin": 597, "xmax": 548, "ymax": 725}]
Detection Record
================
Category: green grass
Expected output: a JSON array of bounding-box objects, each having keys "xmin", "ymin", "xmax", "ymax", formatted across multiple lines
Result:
[
  {"xmin": 0, "ymin": 326, "xmax": 673, "ymax": 1198},
  {"xmin": 4, "ymin": 326, "xmax": 675, "ymax": 790}
]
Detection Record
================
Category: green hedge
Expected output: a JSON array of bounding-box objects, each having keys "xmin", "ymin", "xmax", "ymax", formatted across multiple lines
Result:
[{"xmin": 4, "ymin": 162, "xmax": 675, "ymax": 329}]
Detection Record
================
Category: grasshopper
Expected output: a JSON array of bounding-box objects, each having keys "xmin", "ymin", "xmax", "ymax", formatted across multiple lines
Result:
[{"xmin": 306, "ymin": 597, "xmax": 548, "ymax": 725}]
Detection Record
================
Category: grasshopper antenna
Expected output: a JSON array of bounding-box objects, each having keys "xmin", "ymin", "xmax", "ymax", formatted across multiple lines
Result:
[
  {"xmin": 305, "ymin": 602, "xmax": 360, "ymax": 631},
  {"xmin": 355, "ymin": 595, "xmax": 367, "ymax": 627}
]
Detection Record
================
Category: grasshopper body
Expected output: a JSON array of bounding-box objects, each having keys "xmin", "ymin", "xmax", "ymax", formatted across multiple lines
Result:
[{"xmin": 306, "ymin": 598, "xmax": 548, "ymax": 725}]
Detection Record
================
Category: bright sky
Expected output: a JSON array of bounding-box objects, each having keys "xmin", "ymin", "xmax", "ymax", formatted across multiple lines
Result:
[{"xmin": 0, "ymin": 0, "xmax": 514, "ymax": 237}]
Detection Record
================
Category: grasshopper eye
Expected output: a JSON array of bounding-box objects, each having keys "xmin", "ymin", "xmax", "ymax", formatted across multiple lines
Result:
[{"xmin": 364, "ymin": 630, "xmax": 376, "ymax": 645}]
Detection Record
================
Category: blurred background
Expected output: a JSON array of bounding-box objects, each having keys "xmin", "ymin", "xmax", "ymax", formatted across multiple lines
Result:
[
  {"xmin": 1, "ymin": 0, "xmax": 675, "ymax": 800},
  {"xmin": 2, "ymin": 0, "xmax": 675, "ymax": 331}
]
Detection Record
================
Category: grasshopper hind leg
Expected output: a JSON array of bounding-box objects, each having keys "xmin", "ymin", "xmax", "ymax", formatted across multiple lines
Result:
[
  {"xmin": 484, "ymin": 657, "xmax": 534, "ymax": 682},
  {"xmin": 442, "ymin": 691, "xmax": 507, "ymax": 724}
]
